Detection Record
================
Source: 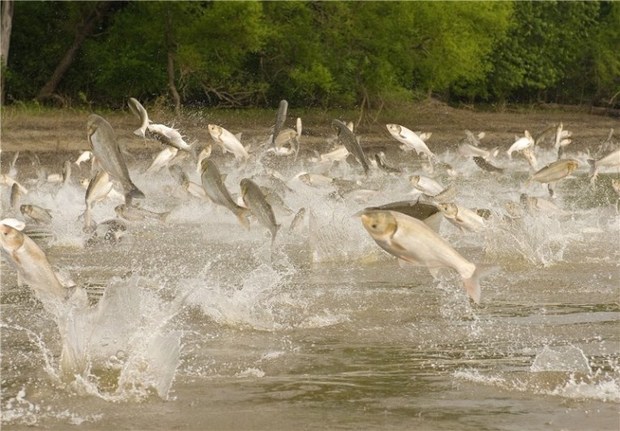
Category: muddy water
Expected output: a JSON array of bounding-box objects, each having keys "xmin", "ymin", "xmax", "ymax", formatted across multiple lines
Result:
[{"xmin": 1, "ymin": 131, "xmax": 619, "ymax": 430}]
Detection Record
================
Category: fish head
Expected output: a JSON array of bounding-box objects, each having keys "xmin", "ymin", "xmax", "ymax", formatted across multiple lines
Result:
[
  {"xmin": 207, "ymin": 124, "xmax": 221, "ymax": 138},
  {"xmin": 0, "ymin": 221, "xmax": 25, "ymax": 255},
  {"xmin": 566, "ymin": 160, "xmax": 579, "ymax": 173},
  {"xmin": 386, "ymin": 124, "xmax": 399, "ymax": 134},
  {"xmin": 437, "ymin": 203, "xmax": 458, "ymax": 218},
  {"xmin": 359, "ymin": 210, "xmax": 397, "ymax": 241},
  {"xmin": 20, "ymin": 205, "xmax": 32, "ymax": 217},
  {"xmin": 86, "ymin": 114, "xmax": 104, "ymax": 136}
]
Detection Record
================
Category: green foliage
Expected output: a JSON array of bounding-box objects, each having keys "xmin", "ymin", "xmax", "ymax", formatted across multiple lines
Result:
[
  {"xmin": 4, "ymin": 1, "xmax": 618, "ymax": 108},
  {"xmin": 487, "ymin": 1, "xmax": 600, "ymax": 103}
]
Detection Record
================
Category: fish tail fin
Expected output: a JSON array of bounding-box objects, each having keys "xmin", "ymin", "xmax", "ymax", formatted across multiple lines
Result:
[{"xmin": 463, "ymin": 264, "xmax": 498, "ymax": 304}]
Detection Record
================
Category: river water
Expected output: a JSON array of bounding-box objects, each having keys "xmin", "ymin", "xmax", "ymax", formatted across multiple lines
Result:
[{"xmin": 1, "ymin": 134, "xmax": 619, "ymax": 430}]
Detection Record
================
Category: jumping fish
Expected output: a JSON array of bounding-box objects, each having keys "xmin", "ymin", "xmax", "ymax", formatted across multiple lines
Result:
[
  {"xmin": 114, "ymin": 204, "xmax": 170, "ymax": 223},
  {"xmin": 274, "ymin": 117, "xmax": 302, "ymax": 158},
  {"xmin": 168, "ymin": 165, "xmax": 205, "ymax": 199},
  {"xmin": 83, "ymin": 170, "xmax": 114, "ymax": 232},
  {"xmin": 127, "ymin": 97, "xmax": 151, "ymax": 137},
  {"xmin": 146, "ymin": 123, "xmax": 194, "ymax": 154},
  {"xmin": 240, "ymin": 178, "xmax": 280, "ymax": 244},
  {"xmin": 528, "ymin": 159, "xmax": 579, "ymax": 184},
  {"xmin": 375, "ymin": 151, "xmax": 401, "ymax": 173},
  {"xmin": 0, "ymin": 219, "xmax": 71, "ymax": 306},
  {"xmin": 386, "ymin": 124, "xmax": 435, "ymax": 160},
  {"xmin": 271, "ymin": 99, "xmax": 288, "ymax": 148},
  {"xmin": 436, "ymin": 202, "xmax": 486, "ymax": 232},
  {"xmin": 332, "ymin": 119, "xmax": 370, "ymax": 173},
  {"xmin": 553, "ymin": 123, "xmax": 573, "ymax": 151},
  {"xmin": 528, "ymin": 159, "xmax": 579, "ymax": 197},
  {"xmin": 588, "ymin": 149, "xmax": 620, "ymax": 183},
  {"xmin": 358, "ymin": 210, "xmax": 490, "ymax": 303},
  {"xmin": 146, "ymin": 146, "xmax": 179, "ymax": 174},
  {"xmin": 458, "ymin": 143, "xmax": 498, "ymax": 160},
  {"xmin": 20, "ymin": 204, "xmax": 53, "ymax": 224},
  {"xmin": 365, "ymin": 200, "xmax": 442, "ymax": 232},
  {"xmin": 200, "ymin": 159, "xmax": 250, "ymax": 228},
  {"xmin": 208, "ymin": 124, "xmax": 249, "ymax": 161},
  {"xmin": 410, "ymin": 175, "xmax": 444, "ymax": 196},
  {"xmin": 473, "ymin": 156, "xmax": 504, "ymax": 173},
  {"xmin": 87, "ymin": 114, "xmax": 145, "ymax": 201},
  {"xmin": 507, "ymin": 131, "xmax": 534, "ymax": 159},
  {"xmin": 520, "ymin": 146, "xmax": 538, "ymax": 171},
  {"xmin": 297, "ymin": 172, "xmax": 334, "ymax": 187}
]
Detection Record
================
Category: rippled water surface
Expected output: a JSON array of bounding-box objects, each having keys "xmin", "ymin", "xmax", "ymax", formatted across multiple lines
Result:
[{"xmin": 1, "ymin": 139, "xmax": 619, "ymax": 430}]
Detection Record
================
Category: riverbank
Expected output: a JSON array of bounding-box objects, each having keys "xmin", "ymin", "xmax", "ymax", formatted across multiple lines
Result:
[{"xmin": 1, "ymin": 100, "xmax": 617, "ymax": 154}]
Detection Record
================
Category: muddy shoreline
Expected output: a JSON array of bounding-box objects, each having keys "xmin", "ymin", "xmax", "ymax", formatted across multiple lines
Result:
[{"xmin": 1, "ymin": 102, "xmax": 617, "ymax": 158}]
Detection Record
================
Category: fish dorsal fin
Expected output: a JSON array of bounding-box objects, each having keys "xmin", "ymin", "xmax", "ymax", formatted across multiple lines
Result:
[{"xmin": 0, "ymin": 218, "xmax": 25, "ymax": 231}]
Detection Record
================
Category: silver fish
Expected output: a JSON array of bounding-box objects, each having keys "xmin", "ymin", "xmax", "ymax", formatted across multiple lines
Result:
[
  {"xmin": 20, "ymin": 204, "xmax": 53, "ymax": 224},
  {"xmin": 0, "ymin": 220, "xmax": 70, "ymax": 307},
  {"xmin": 359, "ymin": 210, "xmax": 490, "ymax": 304},
  {"xmin": 240, "ymin": 178, "xmax": 280, "ymax": 244},
  {"xmin": 127, "ymin": 97, "xmax": 150, "ymax": 137},
  {"xmin": 529, "ymin": 159, "xmax": 579, "ymax": 184},
  {"xmin": 365, "ymin": 200, "xmax": 442, "ymax": 232},
  {"xmin": 473, "ymin": 156, "xmax": 503, "ymax": 173},
  {"xmin": 588, "ymin": 149, "xmax": 620, "ymax": 183},
  {"xmin": 147, "ymin": 123, "xmax": 194, "ymax": 154},
  {"xmin": 208, "ymin": 124, "xmax": 249, "ymax": 161},
  {"xmin": 332, "ymin": 119, "xmax": 370, "ymax": 173},
  {"xmin": 146, "ymin": 146, "xmax": 178, "ymax": 174},
  {"xmin": 83, "ymin": 170, "xmax": 114, "ymax": 232},
  {"xmin": 410, "ymin": 175, "xmax": 444, "ymax": 196},
  {"xmin": 436, "ymin": 202, "xmax": 486, "ymax": 232},
  {"xmin": 520, "ymin": 146, "xmax": 538, "ymax": 171},
  {"xmin": 114, "ymin": 204, "xmax": 170, "ymax": 223},
  {"xmin": 87, "ymin": 114, "xmax": 145, "ymax": 201},
  {"xmin": 271, "ymin": 99, "xmax": 288, "ymax": 148},
  {"xmin": 375, "ymin": 151, "xmax": 400, "ymax": 173},
  {"xmin": 386, "ymin": 124, "xmax": 435, "ymax": 159},
  {"xmin": 200, "ymin": 159, "xmax": 249, "ymax": 228}
]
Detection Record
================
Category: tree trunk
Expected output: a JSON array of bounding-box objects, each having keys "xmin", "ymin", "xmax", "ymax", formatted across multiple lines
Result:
[
  {"xmin": 36, "ymin": 1, "xmax": 111, "ymax": 102},
  {"xmin": 1, "ymin": 0, "xmax": 14, "ymax": 105},
  {"xmin": 165, "ymin": 7, "xmax": 181, "ymax": 118}
]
